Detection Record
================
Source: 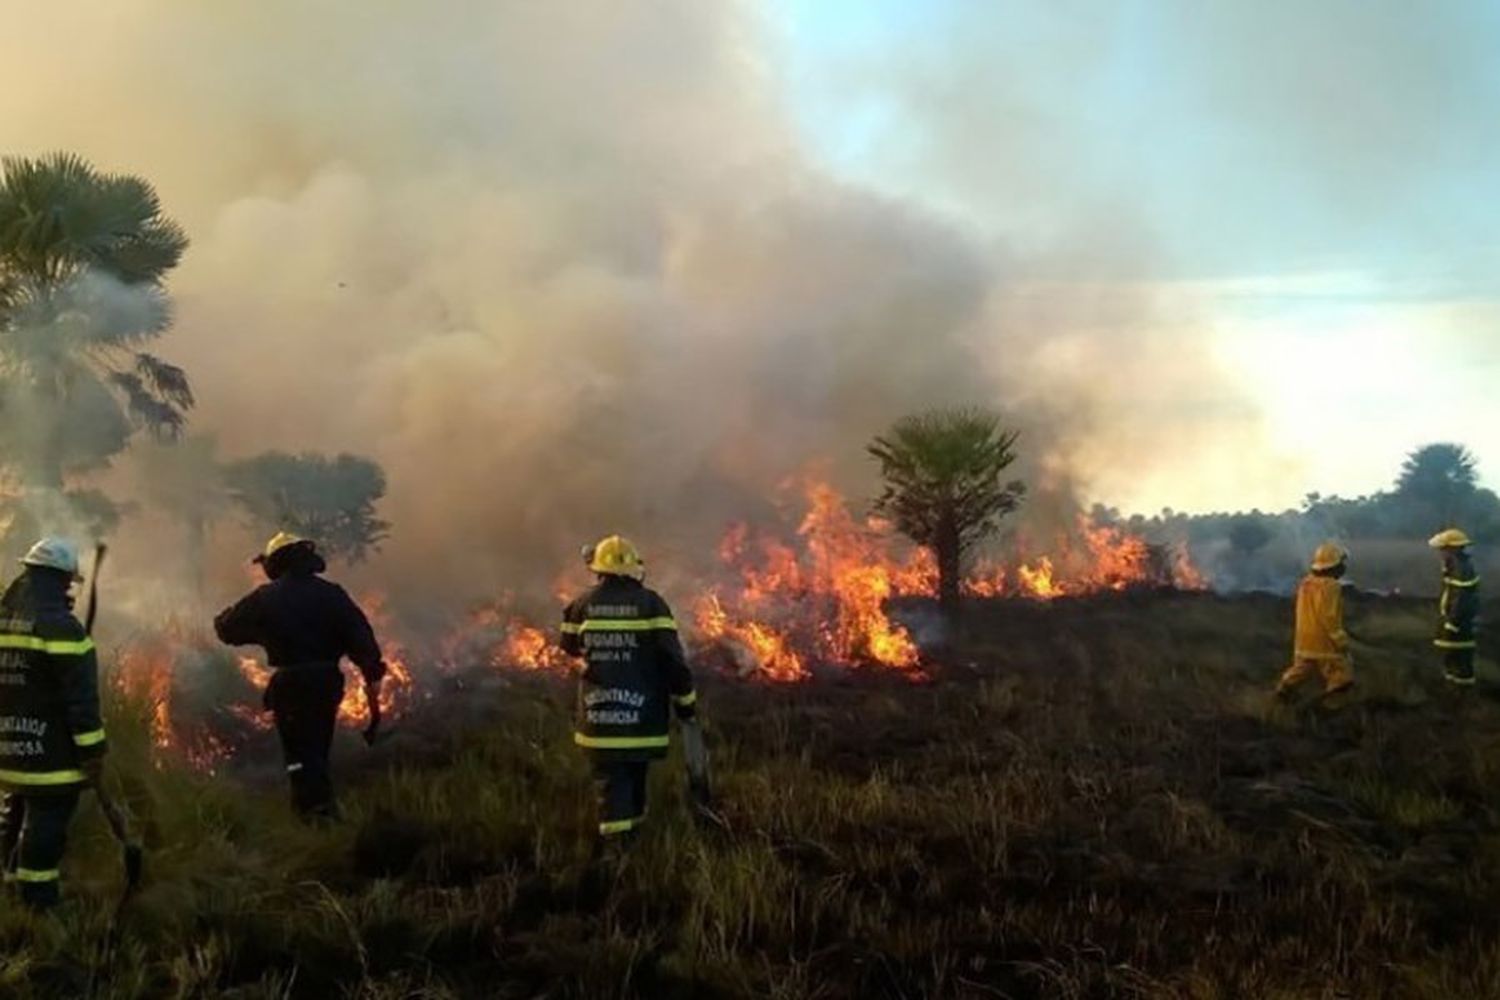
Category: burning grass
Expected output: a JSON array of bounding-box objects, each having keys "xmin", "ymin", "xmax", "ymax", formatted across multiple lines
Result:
[
  {"xmin": 694, "ymin": 477, "xmax": 1202, "ymax": 681},
  {"xmin": 111, "ymin": 482, "xmax": 1205, "ymax": 775},
  {"xmin": 5, "ymin": 591, "xmax": 1500, "ymax": 997}
]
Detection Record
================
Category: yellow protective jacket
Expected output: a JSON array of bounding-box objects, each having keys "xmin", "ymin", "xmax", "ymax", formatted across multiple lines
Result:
[{"xmin": 1294, "ymin": 574, "xmax": 1349, "ymax": 660}]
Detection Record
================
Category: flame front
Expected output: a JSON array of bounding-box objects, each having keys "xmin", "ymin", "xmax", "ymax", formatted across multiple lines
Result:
[
  {"xmin": 499, "ymin": 620, "xmax": 572, "ymax": 672},
  {"xmin": 114, "ymin": 625, "xmax": 236, "ymax": 772},
  {"xmin": 692, "ymin": 478, "xmax": 1205, "ymax": 678},
  {"xmin": 109, "ymin": 481, "xmax": 1207, "ymax": 765},
  {"xmin": 694, "ymin": 478, "xmax": 922, "ymax": 681}
]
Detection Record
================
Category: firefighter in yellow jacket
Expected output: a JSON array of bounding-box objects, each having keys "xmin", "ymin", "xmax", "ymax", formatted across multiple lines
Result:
[
  {"xmin": 1275, "ymin": 542, "xmax": 1353, "ymax": 699},
  {"xmin": 1430, "ymin": 528, "xmax": 1480, "ymax": 686}
]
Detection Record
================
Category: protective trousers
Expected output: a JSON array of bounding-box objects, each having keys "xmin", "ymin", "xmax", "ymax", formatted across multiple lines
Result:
[
  {"xmin": 593, "ymin": 759, "xmax": 649, "ymax": 838},
  {"xmin": 1, "ymin": 791, "xmax": 81, "ymax": 909},
  {"xmin": 1277, "ymin": 654, "xmax": 1353, "ymax": 695},
  {"xmin": 266, "ymin": 664, "xmax": 345, "ymax": 819}
]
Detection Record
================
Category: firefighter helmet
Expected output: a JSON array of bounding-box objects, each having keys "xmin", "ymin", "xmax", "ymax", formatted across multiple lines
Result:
[
  {"xmin": 1310, "ymin": 542, "xmax": 1347, "ymax": 572},
  {"xmin": 20, "ymin": 537, "xmax": 82, "ymax": 580},
  {"xmin": 588, "ymin": 535, "xmax": 645, "ymax": 579},
  {"xmin": 1428, "ymin": 528, "xmax": 1472, "ymax": 550},
  {"xmin": 255, "ymin": 531, "xmax": 312, "ymax": 564}
]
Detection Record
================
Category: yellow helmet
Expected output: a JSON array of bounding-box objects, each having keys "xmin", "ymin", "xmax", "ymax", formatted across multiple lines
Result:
[
  {"xmin": 255, "ymin": 531, "xmax": 309, "ymax": 563},
  {"xmin": 1428, "ymin": 528, "xmax": 1472, "ymax": 550},
  {"xmin": 1310, "ymin": 542, "xmax": 1347, "ymax": 571},
  {"xmin": 588, "ymin": 535, "xmax": 645, "ymax": 579}
]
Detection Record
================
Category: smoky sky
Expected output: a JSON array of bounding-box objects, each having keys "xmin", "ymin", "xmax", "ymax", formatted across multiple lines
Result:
[
  {"xmin": 0, "ymin": 2, "xmax": 1010, "ymax": 606},
  {"xmin": 6, "ymin": 1, "xmax": 1479, "ymax": 609}
]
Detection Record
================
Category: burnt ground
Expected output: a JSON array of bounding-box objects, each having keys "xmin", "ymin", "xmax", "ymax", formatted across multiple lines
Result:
[{"xmin": 4, "ymin": 591, "xmax": 1500, "ymax": 998}]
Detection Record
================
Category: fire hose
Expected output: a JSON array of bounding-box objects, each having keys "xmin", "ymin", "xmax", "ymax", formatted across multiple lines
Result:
[{"xmin": 83, "ymin": 543, "xmax": 144, "ymax": 901}]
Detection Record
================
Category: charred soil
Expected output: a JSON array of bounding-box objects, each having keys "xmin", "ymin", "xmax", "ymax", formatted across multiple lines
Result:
[{"xmin": 4, "ymin": 592, "xmax": 1500, "ymax": 998}]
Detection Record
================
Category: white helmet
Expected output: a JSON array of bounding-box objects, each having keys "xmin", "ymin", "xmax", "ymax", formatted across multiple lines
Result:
[{"xmin": 20, "ymin": 537, "xmax": 82, "ymax": 579}]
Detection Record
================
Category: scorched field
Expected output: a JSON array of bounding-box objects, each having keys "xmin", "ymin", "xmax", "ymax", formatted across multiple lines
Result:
[{"xmin": 2, "ymin": 589, "xmax": 1499, "ymax": 999}]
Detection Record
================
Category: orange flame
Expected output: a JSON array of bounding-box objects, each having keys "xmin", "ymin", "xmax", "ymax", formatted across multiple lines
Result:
[
  {"xmin": 114, "ymin": 625, "xmax": 236, "ymax": 772},
  {"xmin": 336, "ymin": 592, "xmax": 416, "ymax": 727},
  {"xmin": 114, "ymin": 592, "xmax": 421, "ymax": 774},
  {"xmin": 692, "ymin": 481, "xmax": 1206, "ymax": 678},
  {"xmin": 1016, "ymin": 557, "xmax": 1063, "ymax": 599},
  {"xmin": 694, "ymin": 478, "xmax": 921, "ymax": 679},
  {"xmin": 497, "ymin": 620, "xmax": 573, "ymax": 672}
]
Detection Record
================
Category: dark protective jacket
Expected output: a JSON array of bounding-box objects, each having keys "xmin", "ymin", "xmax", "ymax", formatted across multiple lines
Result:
[
  {"xmin": 1436, "ymin": 552, "xmax": 1481, "ymax": 651},
  {"xmin": 214, "ymin": 570, "xmax": 385, "ymax": 683},
  {"xmin": 0, "ymin": 569, "xmax": 106, "ymax": 790},
  {"xmin": 561, "ymin": 576, "xmax": 696, "ymax": 759}
]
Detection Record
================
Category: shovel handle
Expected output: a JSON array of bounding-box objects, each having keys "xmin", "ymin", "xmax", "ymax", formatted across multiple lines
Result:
[{"xmin": 84, "ymin": 543, "xmax": 108, "ymax": 634}]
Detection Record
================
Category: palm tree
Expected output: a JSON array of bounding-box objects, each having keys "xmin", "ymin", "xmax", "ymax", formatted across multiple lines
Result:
[
  {"xmin": 869, "ymin": 407, "xmax": 1026, "ymax": 616},
  {"xmin": 0, "ymin": 153, "xmax": 192, "ymax": 497}
]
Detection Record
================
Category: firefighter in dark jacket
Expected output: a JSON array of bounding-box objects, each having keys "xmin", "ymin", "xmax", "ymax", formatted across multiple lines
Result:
[
  {"xmin": 562, "ymin": 536, "xmax": 697, "ymax": 842},
  {"xmin": 1430, "ymin": 528, "xmax": 1481, "ymax": 686},
  {"xmin": 214, "ymin": 533, "xmax": 386, "ymax": 819},
  {"xmin": 0, "ymin": 538, "xmax": 107, "ymax": 910}
]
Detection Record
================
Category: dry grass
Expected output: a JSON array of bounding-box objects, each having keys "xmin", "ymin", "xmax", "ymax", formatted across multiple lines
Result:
[{"xmin": 2, "ymin": 591, "xmax": 1499, "ymax": 998}]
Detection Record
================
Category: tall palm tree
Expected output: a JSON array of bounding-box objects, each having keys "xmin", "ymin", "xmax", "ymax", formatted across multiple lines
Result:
[{"xmin": 0, "ymin": 152, "xmax": 192, "ymax": 492}]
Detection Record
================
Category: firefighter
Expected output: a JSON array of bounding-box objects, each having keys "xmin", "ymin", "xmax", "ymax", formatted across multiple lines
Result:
[
  {"xmin": 1275, "ymin": 542, "xmax": 1353, "ymax": 700},
  {"xmin": 562, "ymin": 536, "xmax": 697, "ymax": 845},
  {"xmin": 213, "ymin": 533, "xmax": 386, "ymax": 820},
  {"xmin": 1430, "ymin": 528, "xmax": 1480, "ymax": 686},
  {"xmin": 0, "ymin": 538, "xmax": 107, "ymax": 910}
]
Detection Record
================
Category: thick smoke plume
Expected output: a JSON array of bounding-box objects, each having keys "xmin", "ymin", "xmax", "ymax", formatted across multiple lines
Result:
[{"xmin": 0, "ymin": 1, "xmax": 1273, "ymax": 614}]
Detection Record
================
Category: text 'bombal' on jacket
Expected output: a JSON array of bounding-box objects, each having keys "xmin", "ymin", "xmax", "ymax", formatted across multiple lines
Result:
[
  {"xmin": 1294, "ymin": 574, "xmax": 1349, "ymax": 660},
  {"xmin": 214, "ymin": 575, "xmax": 384, "ymax": 682},
  {"xmin": 0, "ymin": 572, "xmax": 106, "ymax": 789},
  {"xmin": 562, "ymin": 576, "xmax": 696, "ymax": 759},
  {"xmin": 1437, "ymin": 553, "xmax": 1481, "ymax": 651}
]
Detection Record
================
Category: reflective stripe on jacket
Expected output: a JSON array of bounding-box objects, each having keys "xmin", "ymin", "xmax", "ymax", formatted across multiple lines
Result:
[
  {"xmin": 1294, "ymin": 574, "xmax": 1349, "ymax": 661},
  {"xmin": 1436, "ymin": 555, "xmax": 1480, "ymax": 650},
  {"xmin": 562, "ymin": 576, "xmax": 695, "ymax": 759},
  {"xmin": 0, "ymin": 571, "xmax": 106, "ymax": 789}
]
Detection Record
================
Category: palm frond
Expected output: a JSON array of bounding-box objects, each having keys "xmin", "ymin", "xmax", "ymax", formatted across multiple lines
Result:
[
  {"xmin": 134, "ymin": 353, "xmax": 194, "ymax": 410},
  {"xmin": 108, "ymin": 370, "xmax": 187, "ymax": 440},
  {"xmin": 0, "ymin": 153, "xmax": 187, "ymax": 286}
]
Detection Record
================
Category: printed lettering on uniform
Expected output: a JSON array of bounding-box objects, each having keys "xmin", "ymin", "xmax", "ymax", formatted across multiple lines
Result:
[
  {"xmin": 586, "ymin": 709, "xmax": 642, "ymax": 726},
  {"xmin": 0, "ymin": 739, "xmax": 44, "ymax": 756},
  {"xmin": 584, "ymin": 632, "xmax": 639, "ymax": 649},
  {"xmin": 0, "ymin": 716, "xmax": 47, "ymax": 738},
  {"xmin": 584, "ymin": 688, "xmax": 647, "ymax": 708},
  {"xmin": 586, "ymin": 605, "xmax": 638, "ymax": 618}
]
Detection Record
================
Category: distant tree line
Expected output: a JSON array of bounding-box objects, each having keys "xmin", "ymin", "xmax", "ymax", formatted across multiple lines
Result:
[{"xmin": 1090, "ymin": 443, "xmax": 1499, "ymax": 552}]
